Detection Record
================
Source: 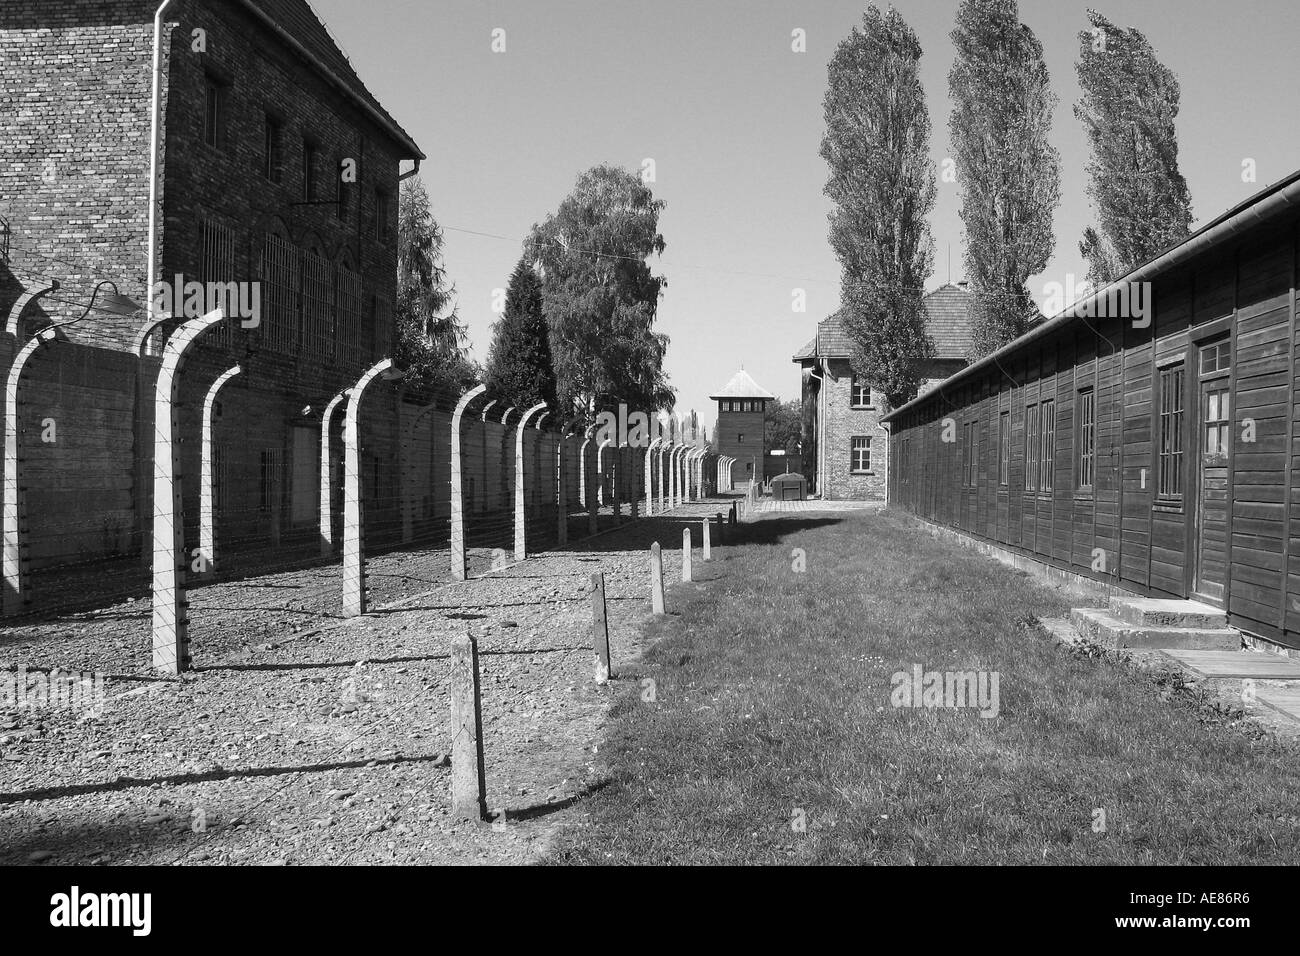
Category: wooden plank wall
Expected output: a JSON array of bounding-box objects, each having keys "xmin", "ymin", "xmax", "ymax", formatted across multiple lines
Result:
[{"xmin": 889, "ymin": 221, "xmax": 1300, "ymax": 649}]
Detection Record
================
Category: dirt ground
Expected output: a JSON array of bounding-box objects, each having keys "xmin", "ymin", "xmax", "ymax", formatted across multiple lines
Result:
[{"xmin": 0, "ymin": 500, "xmax": 730, "ymax": 866}]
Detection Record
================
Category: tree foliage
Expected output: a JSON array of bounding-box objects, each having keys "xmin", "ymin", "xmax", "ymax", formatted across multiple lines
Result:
[
  {"xmin": 766, "ymin": 398, "xmax": 803, "ymax": 455},
  {"xmin": 395, "ymin": 176, "xmax": 477, "ymax": 391},
  {"xmin": 949, "ymin": 0, "xmax": 1060, "ymax": 358},
  {"xmin": 526, "ymin": 164, "xmax": 673, "ymax": 420},
  {"xmin": 1075, "ymin": 9, "xmax": 1193, "ymax": 286},
  {"xmin": 483, "ymin": 257, "xmax": 558, "ymax": 410},
  {"xmin": 821, "ymin": 6, "xmax": 937, "ymax": 408}
]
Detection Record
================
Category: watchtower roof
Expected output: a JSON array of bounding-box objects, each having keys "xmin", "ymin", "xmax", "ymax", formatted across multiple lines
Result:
[{"xmin": 709, "ymin": 369, "xmax": 775, "ymax": 401}]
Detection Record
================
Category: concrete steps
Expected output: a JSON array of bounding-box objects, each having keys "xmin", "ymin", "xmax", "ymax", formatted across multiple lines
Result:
[
  {"xmin": 1069, "ymin": 596, "xmax": 1240, "ymax": 651},
  {"xmin": 1158, "ymin": 649, "xmax": 1300, "ymax": 727}
]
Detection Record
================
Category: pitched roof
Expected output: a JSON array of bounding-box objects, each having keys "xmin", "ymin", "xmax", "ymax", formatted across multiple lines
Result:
[
  {"xmin": 709, "ymin": 369, "xmax": 776, "ymax": 400},
  {"xmin": 791, "ymin": 283, "xmax": 974, "ymax": 363},
  {"xmin": 238, "ymin": 0, "xmax": 424, "ymax": 159}
]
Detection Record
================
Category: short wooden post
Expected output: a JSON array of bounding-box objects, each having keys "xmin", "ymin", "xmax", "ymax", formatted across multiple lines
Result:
[
  {"xmin": 702, "ymin": 517, "xmax": 711, "ymax": 561},
  {"xmin": 682, "ymin": 527, "xmax": 693, "ymax": 582},
  {"xmin": 650, "ymin": 542, "xmax": 665, "ymax": 615},
  {"xmin": 590, "ymin": 571, "xmax": 611, "ymax": 683},
  {"xmin": 450, "ymin": 632, "xmax": 487, "ymax": 821},
  {"xmin": 716, "ymin": 512, "xmax": 725, "ymax": 546}
]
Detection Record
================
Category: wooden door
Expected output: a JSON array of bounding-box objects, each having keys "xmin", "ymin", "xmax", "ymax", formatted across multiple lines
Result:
[{"xmin": 1193, "ymin": 341, "xmax": 1231, "ymax": 605}]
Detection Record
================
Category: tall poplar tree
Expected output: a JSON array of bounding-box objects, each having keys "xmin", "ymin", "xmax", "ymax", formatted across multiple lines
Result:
[
  {"xmin": 484, "ymin": 257, "xmax": 557, "ymax": 410},
  {"xmin": 821, "ymin": 5, "xmax": 937, "ymax": 408},
  {"xmin": 949, "ymin": 0, "xmax": 1061, "ymax": 357},
  {"xmin": 1075, "ymin": 10, "xmax": 1193, "ymax": 285}
]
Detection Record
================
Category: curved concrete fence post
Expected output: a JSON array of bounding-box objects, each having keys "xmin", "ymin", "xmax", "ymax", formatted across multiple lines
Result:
[
  {"xmin": 499, "ymin": 407, "xmax": 516, "ymax": 510},
  {"xmin": 132, "ymin": 311, "xmax": 172, "ymax": 565},
  {"xmin": 198, "ymin": 364, "xmax": 241, "ymax": 577},
  {"xmin": 343, "ymin": 358, "xmax": 400, "ymax": 618},
  {"xmin": 578, "ymin": 429, "xmax": 591, "ymax": 508},
  {"xmin": 479, "ymin": 399, "xmax": 496, "ymax": 424},
  {"xmin": 644, "ymin": 438, "xmax": 660, "ymax": 516},
  {"xmin": 514, "ymin": 402, "xmax": 548, "ymax": 560},
  {"xmin": 450, "ymin": 384, "xmax": 487, "ymax": 581},
  {"xmin": 319, "ymin": 388, "xmax": 350, "ymax": 556},
  {"xmin": 584, "ymin": 426, "xmax": 598, "ymax": 536},
  {"xmin": 533, "ymin": 412, "xmax": 550, "ymax": 520},
  {"xmin": 151, "ymin": 309, "xmax": 226, "ymax": 673},
  {"xmin": 658, "ymin": 443, "xmax": 671, "ymax": 513},
  {"xmin": 596, "ymin": 438, "xmax": 611, "ymax": 506},
  {"xmin": 555, "ymin": 427, "xmax": 569, "ymax": 546},
  {"xmin": 2, "ymin": 327, "xmax": 64, "ymax": 617}
]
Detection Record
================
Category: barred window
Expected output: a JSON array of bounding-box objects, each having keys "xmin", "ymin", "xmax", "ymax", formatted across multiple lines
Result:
[
  {"xmin": 336, "ymin": 266, "xmax": 363, "ymax": 361},
  {"xmin": 1039, "ymin": 399, "xmax": 1055, "ymax": 493},
  {"xmin": 998, "ymin": 410, "xmax": 1010, "ymax": 486},
  {"xmin": 1158, "ymin": 365, "xmax": 1184, "ymax": 498},
  {"xmin": 200, "ymin": 219, "xmax": 237, "ymax": 345},
  {"xmin": 1025, "ymin": 402, "xmax": 1042, "ymax": 492},
  {"xmin": 260, "ymin": 233, "xmax": 299, "ymax": 354},
  {"xmin": 1076, "ymin": 389, "xmax": 1095, "ymax": 490},
  {"xmin": 203, "ymin": 76, "xmax": 226, "ymax": 150},
  {"xmin": 301, "ymin": 249, "xmax": 333, "ymax": 357}
]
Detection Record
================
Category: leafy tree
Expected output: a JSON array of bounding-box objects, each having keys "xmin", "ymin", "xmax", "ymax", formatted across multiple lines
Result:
[
  {"xmin": 526, "ymin": 165, "xmax": 673, "ymax": 419},
  {"xmin": 821, "ymin": 6, "xmax": 936, "ymax": 408},
  {"xmin": 1075, "ymin": 10, "xmax": 1193, "ymax": 285},
  {"xmin": 766, "ymin": 398, "xmax": 802, "ymax": 455},
  {"xmin": 949, "ymin": 0, "xmax": 1060, "ymax": 357},
  {"xmin": 484, "ymin": 257, "xmax": 557, "ymax": 410},
  {"xmin": 395, "ymin": 176, "xmax": 476, "ymax": 392}
]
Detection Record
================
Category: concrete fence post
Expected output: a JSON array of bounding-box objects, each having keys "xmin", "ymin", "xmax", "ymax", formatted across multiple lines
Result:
[
  {"xmin": 702, "ymin": 517, "xmax": 711, "ymax": 561},
  {"xmin": 450, "ymin": 384, "xmax": 486, "ymax": 581},
  {"xmin": 450, "ymin": 632, "xmax": 487, "ymax": 821},
  {"xmin": 556, "ymin": 430, "xmax": 568, "ymax": 546},
  {"xmin": 590, "ymin": 571, "xmax": 611, "ymax": 684},
  {"xmin": 513, "ymin": 401, "xmax": 547, "ymax": 561},
  {"xmin": 150, "ymin": 310, "xmax": 225, "ymax": 673},
  {"xmin": 650, "ymin": 541, "xmax": 665, "ymax": 615},
  {"xmin": 585, "ymin": 426, "xmax": 598, "ymax": 536},
  {"xmin": 198, "ymin": 364, "xmax": 241, "ymax": 577},
  {"xmin": 3, "ymin": 327, "xmax": 63, "ymax": 617},
  {"xmin": 319, "ymin": 388, "xmax": 349, "ymax": 556},
  {"xmin": 343, "ymin": 358, "xmax": 400, "ymax": 617},
  {"xmin": 644, "ymin": 438, "xmax": 659, "ymax": 516},
  {"xmin": 682, "ymin": 527, "xmax": 693, "ymax": 582}
]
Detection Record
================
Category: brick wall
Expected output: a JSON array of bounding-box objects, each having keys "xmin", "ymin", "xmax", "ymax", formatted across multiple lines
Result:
[{"xmin": 821, "ymin": 358, "xmax": 887, "ymax": 499}]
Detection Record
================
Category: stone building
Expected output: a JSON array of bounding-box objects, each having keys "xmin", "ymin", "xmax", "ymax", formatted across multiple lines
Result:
[
  {"xmin": 0, "ymin": 0, "xmax": 424, "ymax": 590},
  {"xmin": 792, "ymin": 283, "xmax": 973, "ymax": 499}
]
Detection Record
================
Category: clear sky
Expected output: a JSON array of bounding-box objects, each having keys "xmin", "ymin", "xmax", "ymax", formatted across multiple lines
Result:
[{"xmin": 311, "ymin": 0, "xmax": 1300, "ymax": 422}]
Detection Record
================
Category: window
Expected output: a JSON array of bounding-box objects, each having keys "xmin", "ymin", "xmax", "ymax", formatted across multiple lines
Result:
[
  {"xmin": 264, "ymin": 114, "xmax": 283, "ymax": 183},
  {"xmin": 200, "ymin": 218, "xmax": 237, "ymax": 344},
  {"xmin": 259, "ymin": 448, "xmax": 282, "ymax": 514},
  {"xmin": 336, "ymin": 264, "xmax": 363, "ymax": 360},
  {"xmin": 1158, "ymin": 364, "xmax": 1185, "ymax": 498},
  {"xmin": 371, "ymin": 295, "xmax": 393, "ymax": 359},
  {"xmin": 1201, "ymin": 341, "xmax": 1231, "ymax": 375},
  {"xmin": 336, "ymin": 158, "xmax": 351, "ymax": 221},
  {"xmin": 1025, "ymin": 402, "xmax": 1042, "ymax": 492},
  {"xmin": 1076, "ymin": 388, "xmax": 1095, "ymax": 491},
  {"xmin": 1038, "ymin": 400, "xmax": 1055, "ymax": 492},
  {"xmin": 1200, "ymin": 340, "xmax": 1231, "ymax": 464},
  {"xmin": 302, "ymin": 140, "xmax": 318, "ymax": 201},
  {"xmin": 203, "ymin": 76, "xmax": 225, "ymax": 149},
  {"xmin": 851, "ymin": 377, "xmax": 871, "ymax": 408},
  {"xmin": 301, "ymin": 249, "xmax": 332, "ymax": 357},
  {"xmin": 260, "ymin": 233, "xmax": 299, "ymax": 353},
  {"xmin": 961, "ymin": 420, "xmax": 977, "ymax": 488},
  {"xmin": 998, "ymin": 411, "xmax": 1010, "ymax": 486},
  {"xmin": 374, "ymin": 189, "xmax": 392, "ymax": 244},
  {"xmin": 851, "ymin": 436, "xmax": 871, "ymax": 473}
]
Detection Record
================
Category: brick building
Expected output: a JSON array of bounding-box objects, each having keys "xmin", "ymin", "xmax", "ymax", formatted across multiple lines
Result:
[
  {"xmin": 792, "ymin": 283, "xmax": 973, "ymax": 499},
  {"xmin": 0, "ymin": 0, "xmax": 424, "ymax": 588},
  {"xmin": 709, "ymin": 368, "xmax": 774, "ymax": 490}
]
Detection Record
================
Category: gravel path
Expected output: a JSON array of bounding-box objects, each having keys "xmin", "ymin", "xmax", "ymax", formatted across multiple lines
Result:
[{"xmin": 0, "ymin": 500, "xmax": 732, "ymax": 866}]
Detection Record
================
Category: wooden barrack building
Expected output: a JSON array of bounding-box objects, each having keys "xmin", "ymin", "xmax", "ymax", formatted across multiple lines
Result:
[{"xmin": 883, "ymin": 170, "xmax": 1300, "ymax": 650}]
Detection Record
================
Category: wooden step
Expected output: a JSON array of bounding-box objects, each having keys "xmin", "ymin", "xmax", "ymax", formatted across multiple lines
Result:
[
  {"xmin": 1256, "ymin": 688, "xmax": 1300, "ymax": 725},
  {"xmin": 1108, "ymin": 597, "xmax": 1228, "ymax": 629},
  {"xmin": 1158, "ymin": 649, "xmax": 1300, "ymax": 680},
  {"xmin": 1070, "ymin": 607, "xmax": 1240, "ymax": 651}
]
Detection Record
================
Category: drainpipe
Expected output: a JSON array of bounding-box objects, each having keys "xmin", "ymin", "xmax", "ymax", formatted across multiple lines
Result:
[
  {"xmin": 145, "ymin": 0, "xmax": 174, "ymax": 310},
  {"xmin": 807, "ymin": 358, "xmax": 828, "ymax": 499},
  {"xmin": 398, "ymin": 160, "xmax": 422, "ymax": 181}
]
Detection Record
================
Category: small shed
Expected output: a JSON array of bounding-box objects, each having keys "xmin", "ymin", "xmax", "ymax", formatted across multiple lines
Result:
[{"xmin": 770, "ymin": 472, "xmax": 807, "ymax": 501}]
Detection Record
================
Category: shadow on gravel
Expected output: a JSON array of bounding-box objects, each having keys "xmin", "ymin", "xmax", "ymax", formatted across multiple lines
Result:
[
  {"xmin": 509, "ymin": 778, "xmax": 612, "ymax": 823},
  {"xmin": 0, "ymin": 753, "xmax": 447, "ymax": 806}
]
